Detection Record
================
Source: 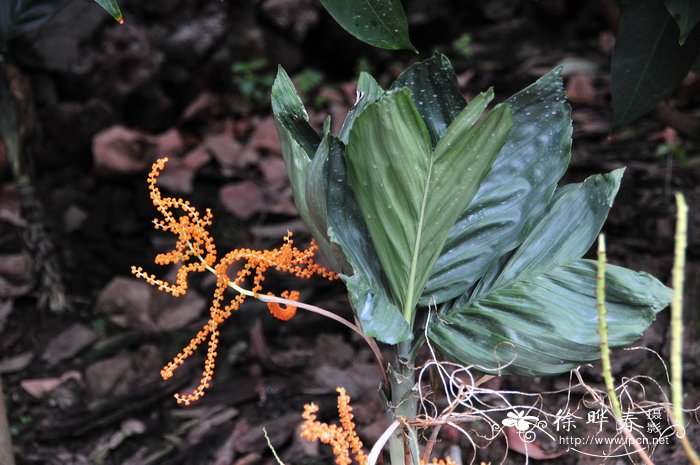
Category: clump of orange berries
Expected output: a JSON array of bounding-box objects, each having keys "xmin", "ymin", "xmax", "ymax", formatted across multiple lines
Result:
[{"xmin": 132, "ymin": 158, "xmax": 337, "ymax": 405}]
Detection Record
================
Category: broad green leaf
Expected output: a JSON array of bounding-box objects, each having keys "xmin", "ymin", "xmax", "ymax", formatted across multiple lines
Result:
[
  {"xmin": 94, "ymin": 0, "xmax": 123, "ymax": 22},
  {"xmin": 323, "ymin": 136, "xmax": 411, "ymax": 342},
  {"xmin": 429, "ymin": 170, "xmax": 671, "ymax": 374},
  {"xmin": 346, "ymin": 89, "xmax": 512, "ymax": 323},
  {"xmin": 663, "ymin": 0, "xmax": 700, "ymax": 44},
  {"xmin": 612, "ymin": 0, "xmax": 700, "ymax": 130},
  {"xmin": 472, "ymin": 170, "xmax": 624, "ymax": 298},
  {"xmin": 0, "ymin": 0, "xmax": 73, "ymax": 49},
  {"xmin": 428, "ymin": 260, "xmax": 671, "ymax": 375},
  {"xmin": 339, "ymin": 72, "xmax": 384, "ymax": 143},
  {"xmin": 271, "ymin": 67, "xmax": 321, "ymax": 157},
  {"xmin": 271, "ymin": 68, "xmax": 347, "ymax": 272},
  {"xmin": 390, "ymin": 53, "xmax": 466, "ymax": 147},
  {"xmin": 422, "ymin": 67, "xmax": 572, "ymax": 305},
  {"xmin": 319, "ymin": 0, "xmax": 416, "ymax": 51}
]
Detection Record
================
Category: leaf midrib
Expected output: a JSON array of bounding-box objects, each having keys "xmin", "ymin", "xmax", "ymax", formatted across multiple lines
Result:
[{"xmin": 404, "ymin": 157, "xmax": 434, "ymax": 322}]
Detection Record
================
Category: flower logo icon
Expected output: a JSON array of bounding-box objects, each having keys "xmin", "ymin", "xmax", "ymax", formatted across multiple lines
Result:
[{"xmin": 502, "ymin": 410, "xmax": 540, "ymax": 432}]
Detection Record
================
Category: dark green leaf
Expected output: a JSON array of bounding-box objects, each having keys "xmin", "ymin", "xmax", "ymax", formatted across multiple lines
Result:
[
  {"xmin": 94, "ymin": 0, "xmax": 123, "ymax": 22},
  {"xmin": 339, "ymin": 72, "xmax": 384, "ymax": 143},
  {"xmin": 663, "ymin": 0, "xmax": 700, "ymax": 44},
  {"xmin": 319, "ymin": 0, "xmax": 416, "ymax": 51},
  {"xmin": 346, "ymin": 89, "xmax": 512, "ymax": 323},
  {"xmin": 429, "ymin": 170, "xmax": 671, "ymax": 375},
  {"xmin": 428, "ymin": 260, "xmax": 671, "ymax": 375},
  {"xmin": 612, "ymin": 0, "xmax": 700, "ymax": 130},
  {"xmin": 271, "ymin": 68, "xmax": 347, "ymax": 272},
  {"xmin": 389, "ymin": 53, "xmax": 466, "ymax": 147},
  {"xmin": 305, "ymin": 136, "xmax": 353, "ymax": 275},
  {"xmin": 271, "ymin": 67, "xmax": 321, "ymax": 157},
  {"xmin": 326, "ymin": 137, "xmax": 411, "ymax": 342},
  {"xmin": 422, "ymin": 67, "xmax": 572, "ymax": 305},
  {"xmin": 0, "ymin": 0, "xmax": 73, "ymax": 49}
]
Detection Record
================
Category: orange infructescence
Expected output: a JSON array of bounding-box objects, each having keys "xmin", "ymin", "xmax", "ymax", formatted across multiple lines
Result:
[
  {"xmin": 132, "ymin": 158, "xmax": 338, "ymax": 405},
  {"xmin": 301, "ymin": 387, "xmax": 368, "ymax": 465},
  {"xmin": 301, "ymin": 388, "xmax": 458, "ymax": 465}
]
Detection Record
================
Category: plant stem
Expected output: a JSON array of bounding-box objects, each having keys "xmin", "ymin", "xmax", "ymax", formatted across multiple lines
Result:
[
  {"xmin": 388, "ymin": 341, "xmax": 417, "ymax": 465},
  {"xmin": 596, "ymin": 234, "xmax": 622, "ymax": 418},
  {"xmin": 670, "ymin": 193, "xmax": 700, "ymax": 465}
]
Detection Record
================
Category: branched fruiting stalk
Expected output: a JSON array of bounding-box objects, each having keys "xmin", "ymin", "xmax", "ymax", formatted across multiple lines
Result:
[
  {"xmin": 133, "ymin": 158, "xmax": 387, "ymax": 404},
  {"xmin": 670, "ymin": 193, "xmax": 700, "ymax": 465},
  {"xmin": 596, "ymin": 234, "xmax": 622, "ymax": 418}
]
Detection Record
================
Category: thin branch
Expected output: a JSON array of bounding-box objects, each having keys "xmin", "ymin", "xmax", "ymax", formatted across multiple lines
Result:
[{"xmin": 670, "ymin": 193, "xmax": 700, "ymax": 465}]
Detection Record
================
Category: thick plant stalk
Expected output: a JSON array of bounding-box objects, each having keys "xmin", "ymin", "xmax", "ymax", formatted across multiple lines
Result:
[
  {"xmin": 670, "ymin": 193, "xmax": 700, "ymax": 465},
  {"xmin": 596, "ymin": 234, "xmax": 622, "ymax": 418},
  {"xmin": 388, "ymin": 341, "xmax": 418, "ymax": 465}
]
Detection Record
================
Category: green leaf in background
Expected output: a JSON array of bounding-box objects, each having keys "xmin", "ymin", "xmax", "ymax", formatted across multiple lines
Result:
[
  {"xmin": 389, "ymin": 53, "xmax": 466, "ymax": 147},
  {"xmin": 346, "ymin": 89, "xmax": 512, "ymax": 323},
  {"xmin": 93, "ymin": 0, "xmax": 123, "ymax": 23},
  {"xmin": 612, "ymin": 0, "xmax": 700, "ymax": 130},
  {"xmin": 319, "ymin": 0, "xmax": 416, "ymax": 51},
  {"xmin": 428, "ymin": 170, "xmax": 672, "ymax": 375},
  {"xmin": 663, "ymin": 0, "xmax": 700, "ymax": 44},
  {"xmin": 422, "ymin": 68, "xmax": 572, "ymax": 305},
  {"xmin": 0, "ymin": 0, "xmax": 73, "ymax": 49}
]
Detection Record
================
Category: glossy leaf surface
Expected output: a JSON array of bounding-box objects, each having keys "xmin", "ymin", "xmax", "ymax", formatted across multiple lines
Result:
[
  {"xmin": 346, "ymin": 89, "xmax": 512, "ymax": 322},
  {"xmin": 94, "ymin": 0, "xmax": 123, "ymax": 22},
  {"xmin": 321, "ymin": 136, "xmax": 411, "ymax": 342},
  {"xmin": 422, "ymin": 67, "xmax": 572, "ymax": 304},
  {"xmin": 428, "ymin": 171, "xmax": 672, "ymax": 375},
  {"xmin": 271, "ymin": 68, "xmax": 348, "ymax": 272},
  {"xmin": 389, "ymin": 53, "xmax": 466, "ymax": 146},
  {"xmin": 319, "ymin": 0, "xmax": 416, "ymax": 51}
]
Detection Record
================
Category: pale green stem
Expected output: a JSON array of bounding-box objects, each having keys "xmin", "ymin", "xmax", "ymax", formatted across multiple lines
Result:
[
  {"xmin": 596, "ymin": 234, "xmax": 622, "ymax": 419},
  {"xmin": 670, "ymin": 193, "xmax": 700, "ymax": 465},
  {"xmin": 388, "ymin": 342, "xmax": 418, "ymax": 465}
]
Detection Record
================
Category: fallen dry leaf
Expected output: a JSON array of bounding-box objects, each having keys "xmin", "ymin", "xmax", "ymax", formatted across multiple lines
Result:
[
  {"xmin": 566, "ymin": 74, "xmax": 600, "ymax": 106},
  {"xmin": 42, "ymin": 323, "xmax": 99, "ymax": 365},
  {"xmin": 219, "ymin": 181, "xmax": 264, "ymax": 219},
  {"xmin": 0, "ymin": 299, "xmax": 12, "ymax": 333},
  {"xmin": 96, "ymin": 276, "xmax": 205, "ymax": 332},
  {"xmin": 248, "ymin": 116, "xmax": 280, "ymax": 154},
  {"xmin": 95, "ymin": 277, "xmax": 157, "ymax": 332},
  {"xmin": 206, "ymin": 134, "xmax": 253, "ymax": 168},
  {"xmin": 21, "ymin": 370, "xmax": 82, "ymax": 398},
  {"xmin": 0, "ymin": 351, "xmax": 34, "ymax": 374},
  {"xmin": 151, "ymin": 287, "xmax": 206, "ymax": 332},
  {"xmin": 187, "ymin": 406, "xmax": 238, "ymax": 445},
  {"xmin": 63, "ymin": 205, "xmax": 88, "ymax": 232},
  {"xmin": 0, "ymin": 184, "xmax": 24, "ymax": 226},
  {"xmin": 85, "ymin": 354, "xmax": 132, "ymax": 398},
  {"xmin": 0, "ymin": 253, "xmax": 34, "ymax": 298},
  {"xmin": 92, "ymin": 125, "xmax": 156, "ymax": 175},
  {"xmin": 155, "ymin": 145, "xmax": 211, "ymax": 194},
  {"xmin": 155, "ymin": 128, "xmax": 184, "ymax": 155},
  {"xmin": 258, "ymin": 156, "xmax": 288, "ymax": 185}
]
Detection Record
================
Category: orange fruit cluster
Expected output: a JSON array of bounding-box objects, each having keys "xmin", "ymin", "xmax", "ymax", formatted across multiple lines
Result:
[
  {"xmin": 132, "ymin": 158, "xmax": 337, "ymax": 405},
  {"xmin": 301, "ymin": 387, "xmax": 368, "ymax": 465}
]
